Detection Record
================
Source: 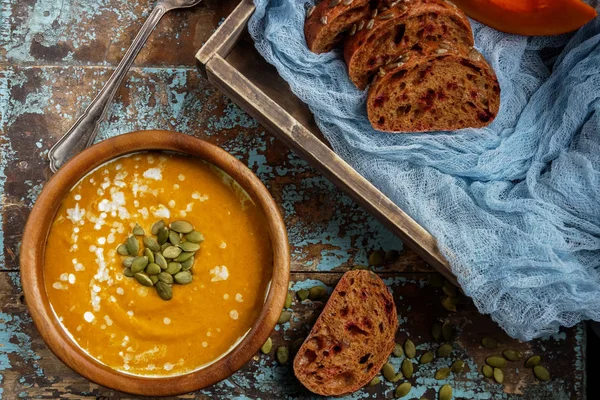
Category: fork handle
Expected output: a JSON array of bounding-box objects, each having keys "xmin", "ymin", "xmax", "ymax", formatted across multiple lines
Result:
[{"xmin": 48, "ymin": 4, "xmax": 168, "ymax": 173}]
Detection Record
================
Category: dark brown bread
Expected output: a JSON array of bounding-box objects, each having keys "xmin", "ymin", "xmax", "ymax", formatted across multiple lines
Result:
[
  {"xmin": 367, "ymin": 44, "xmax": 500, "ymax": 132},
  {"xmin": 344, "ymin": 0, "xmax": 474, "ymax": 89},
  {"xmin": 305, "ymin": 0, "xmax": 371, "ymax": 54},
  {"xmin": 293, "ymin": 270, "xmax": 398, "ymax": 396}
]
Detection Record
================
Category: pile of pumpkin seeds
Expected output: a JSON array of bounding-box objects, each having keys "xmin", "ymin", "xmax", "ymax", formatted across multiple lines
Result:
[{"xmin": 116, "ymin": 220, "xmax": 204, "ymax": 300}]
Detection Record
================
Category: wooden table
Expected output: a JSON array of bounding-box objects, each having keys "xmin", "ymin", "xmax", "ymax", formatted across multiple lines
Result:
[{"xmin": 0, "ymin": 1, "xmax": 586, "ymax": 398}]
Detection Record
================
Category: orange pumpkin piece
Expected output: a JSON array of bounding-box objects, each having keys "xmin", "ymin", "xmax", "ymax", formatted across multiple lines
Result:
[{"xmin": 450, "ymin": 0, "xmax": 597, "ymax": 36}]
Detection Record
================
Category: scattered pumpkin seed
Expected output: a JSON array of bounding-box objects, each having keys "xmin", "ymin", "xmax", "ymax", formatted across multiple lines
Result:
[
  {"xmin": 525, "ymin": 355, "xmax": 541, "ymax": 368},
  {"xmin": 308, "ymin": 286, "xmax": 327, "ymax": 300},
  {"xmin": 155, "ymin": 281, "xmax": 172, "ymax": 300},
  {"xmin": 429, "ymin": 274, "xmax": 444, "ymax": 288},
  {"xmin": 171, "ymin": 220, "xmax": 194, "ymax": 234},
  {"xmin": 420, "ymin": 351, "xmax": 434, "ymax": 364},
  {"xmin": 179, "ymin": 242, "xmax": 200, "ymax": 252},
  {"xmin": 278, "ymin": 311, "xmax": 292, "ymax": 324},
  {"xmin": 401, "ymin": 358, "xmax": 413, "ymax": 379},
  {"xmin": 122, "ymin": 256, "xmax": 135, "ymax": 268},
  {"xmin": 486, "ymin": 356, "xmax": 507, "ymax": 368},
  {"xmin": 493, "ymin": 367, "xmax": 504, "ymax": 384},
  {"xmin": 131, "ymin": 256, "xmax": 149, "ymax": 273},
  {"xmin": 151, "ymin": 220, "xmax": 164, "ymax": 235},
  {"xmin": 442, "ymin": 281, "xmax": 458, "ymax": 297},
  {"xmin": 261, "ymin": 338, "xmax": 272, "ymax": 354},
  {"xmin": 297, "ymin": 289, "xmax": 310, "ymax": 301},
  {"xmin": 533, "ymin": 365, "xmax": 550, "ymax": 381},
  {"xmin": 382, "ymin": 362, "xmax": 396, "ymax": 382},
  {"xmin": 181, "ymin": 256, "xmax": 194, "ymax": 270},
  {"xmin": 123, "ymin": 268, "xmax": 134, "ymax": 277},
  {"xmin": 163, "ymin": 246, "xmax": 182, "ymax": 259},
  {"xmin": 168, "ymin": 231, "xmax": 181, "ymax": 246},
  {"xmin": 158, "ymin": 272, "xmax": 173, "ymax": 284},
  {"xmin": 437, "ymin": 344, "xmax": 453, "ymax": 358},
  {"xmin": 384, "ymin": 249, "xmax": 400, "ymax": 262},
  {"xmin": 481, "ymin": 337, "xmax": 499, "ymax": 349},
  {"xmin": 126, "ymin": 236, "xmax": 139, "ymax": 255},
  {"xmin": 160, "ymin": 243, "xmax": 170, "ymax": 252},
  {"xmin": 284, "ymin": 293, "xmax": 293, "ymax": 308},
  {"xmin": 368, "ymin": 250, "xmax": 385, "ymax": 266},
  {"xmin": 390, "ymin": 373, "xmax": 403, "ymax": 383},
  {"xmin": 432, "ymin": 322, "xmax": 442, "ymax": 341},
  {"xmin": 392, "ymin": 343, "xmax": 404, "ymax": 357},
  {"xmin": 442, "ymin": 321, "xmax": 453, "ymax": 342},
  {"xmin": 132, "ymin": 223, "xmax": 145, "ymax": 236},
  {"xmin": 157, "ymin": 227, "xmax": 169, "ymax": 245},
  {"xmin": 150, "ymin": 275, "xmax": 159, "ymax": 284},
  {"xmin": 435, "ymin": 367, "xmax": 451, "ymax": 380},
  {"xmin": 351, "ymin": 265, "xmax": 370, "ymax": 270},
  {"xmin": 439, "ymin": 384, "xmax": 452, "ymax": 400},
  {"xmin": 441, "ymin": 296, "xmax": 457, "ymax": 312},
  {"xmin": 482, "ymin": 365, "xmax": 493, "ymax": 378},
  {"xmin": 145, "ymin": 263, "xmax": 161, "ymax": 275},
  {"xmin": 451, "ymin": 360, "xmax": 465, "ymax": 373},
  {"xmin": 404, "ymin": 339, "xmax": 416, "ymax": 359},
  {"xmin": 155, "ymin": 253, "xmax": 168, "ymax": 270},
  {"xmin": 276, "ymin": 346, "xmax": 289, "ymax": 364},
  {"xmin": 174, "ymin": 251, "xmax": 194, "ymax": 262},
  {"xmin": 166, "ymin": 262, "xmax": 182, "ymax": 275},
  {"xmin": 503, "ymin": 349, "xmax": 522, "ymax": 361},
  {"xmin": 186, "ymin": 230, "xmax": 205, "ymax": 243},
  {"xmin": 134, "ymin": 273, "xmax": 153, "ymax": 287},
  {"xmin": 143, "ymin": 236, "xmax": 160, "ymax": 252},
  {"xmin": 174, "ymin": 271, "xmax": 192, "ymax": 285},
  {"xmin": 369, "ymin": 376, "xmax": 381, "ymax": 386},
  {"xmin": 395, "ymin": 382, "xmax": 411, "ymax": 398},
  {"xmin": 144, "ymin": 248, "xmax": 154, "ymax": 264}
]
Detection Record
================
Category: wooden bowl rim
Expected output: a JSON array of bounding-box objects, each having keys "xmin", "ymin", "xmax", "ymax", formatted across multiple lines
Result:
[{"xmin": 20, "ymin": 130, "xmax": 290, "ymax": 396}]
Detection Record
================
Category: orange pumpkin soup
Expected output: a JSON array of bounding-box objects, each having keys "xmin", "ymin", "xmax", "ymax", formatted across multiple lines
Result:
[{"xmin": 44, "ymin": 152, "xmax": 273, "ymax": 376}]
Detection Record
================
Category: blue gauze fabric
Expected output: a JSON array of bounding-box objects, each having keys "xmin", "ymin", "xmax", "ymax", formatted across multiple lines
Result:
[{"xmin": 248, "ymin": 0, "xmax": 600, "ymax": 340}]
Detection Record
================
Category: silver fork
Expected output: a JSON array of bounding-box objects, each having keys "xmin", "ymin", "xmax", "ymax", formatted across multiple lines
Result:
[{"xmin": 48, "ymin": 0, "xmax": 203, "ymax": 173}]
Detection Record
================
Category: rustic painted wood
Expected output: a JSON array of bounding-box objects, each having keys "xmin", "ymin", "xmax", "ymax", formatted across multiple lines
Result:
[{"xmin": 0, "ymin": 0, "xmax": 586, "ymax": 399}]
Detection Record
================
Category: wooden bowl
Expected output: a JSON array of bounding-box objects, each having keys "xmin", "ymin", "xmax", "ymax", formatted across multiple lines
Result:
[{"xmin": 20, "ymin": 130, "xmax": 290, "ymax": 396}]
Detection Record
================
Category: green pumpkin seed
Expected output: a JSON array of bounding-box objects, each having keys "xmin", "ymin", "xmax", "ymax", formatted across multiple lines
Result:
[
  {"xmin": 451, "ymin": 360, "xmax": 465, "ymax": 373},
  {"xmin": 278, "ymin": 310, "xmax": 292, "ymax": 324},
  {"xmin": 442, "ymin": 321, "xmax": 453, "ymax": 341},
  {"xmin": 525, "ymin": 355, "xmax": 541, "ymax": 368},
  {"xmin": 174, "ymin": 271, "xmax": 192, "ymax": 285},
  {"xmin": 158, "ymin": 272, "xmax": 173, "ymax": 284},
  {"xmin": 395, "ymin": 382, "xmax": 411, "ymax": 398},
  {"xmin": 156, "ymin": 281, "xmax": 172, "ymax": 300},
  {"xmin": 131, "ymin": 256, "xmax": 149, "ymax": 273},
  {"xmin": 174, "ymin": 251, "xmax": 195, "ymax": 262},
  {"xmin": 261, "ymin": 337, "xmax": 272, "ymax": 354},
  {"xmin": 144, "ymin": 248, "xmax": 154, "ymax": 264},
  {"xmin": 369, "ymin": 376, "xmax": 381, "ymax": 386},
  {"xmin": 171, "ymin": 220, "xmax": 194, "ymax": 234},
  {"xmin": 442, "ymin": 280, "xmax": 458, "ymax": 297},
  {"xmin": 150, "ymin": 275, "xmax": 159, "ymax": 284},
  {"xmin": 441, "ymin": 296, "xmax": 457, "ymax": 312},
  {"xmin": 432, "ymin": 322, "xmax": 442, "ymax": 341},
  {"xmin": 382, "ymin": 362, "xmax": 396, "ymax": 381},
  {"xmin": 503, "ymin": 349, "xmax": 522, "ymax": 361},
  {"xmin": 117, "ymin": 244, "xmax": 129, "ymax": 256},
  {"xmin": 122, "ymin": 256, "xmax": 135, "ymax": 268},
  {"xmin": 134, "ymin": 273, "xmax": 153, "ymax": 287},
  {"xmin": 390, "ymin": 373, "xmax": 403, "ymax": 383},
  {"xmin": 368, "ymin": 250, "xmax": 385, "ymax": 266},
  {"xmin": 181, "ymin": 256, "xmax": 194, "ymax": 270},
  {"xmin": 437, "ymin": 344, "xmax": 453, "ymax": 358},
  {"xmin": 493, "ymin": 367, "xmax": 504, "ymax": 384},
  {"xmin": 155, "ymin": 253, "xmax": 168, "ymax": 270},
  {"xmin": 297, "ymin": 289, "xmax": 309, "ymax": 301},
  {"xmin": 429, "ymin": 274, "xmax": 444, "ymax": 288},
  {"xmin": 481, "ymin": 337, "xmax": 499, "ymax": 349},
  {"xmin": 143, "ymin": 236, "xmax": 160, "ymax": 252},
  {"xmin": 308, "ymin": 286, "xmax": 326, "ymax": 300},
  {"xmin": 420, "ymin": 351, "xmax": 434, "ymax": 364},
  {"xmin": 439, "ymin": 384, "xmax": 452, "ymax": 400},
  {"xmin": 133, "ymin": 223, "xmax": 144, "ymax": 236},
  {"xmin": 276, "ymin": 346, "xmax": 289, "ymax": 364},
  {"xmin": 166, "ymin": 262, "xmax": 182, "ymax": 275},
  {"xmin": 401, "ymin": 358, "xmax": 413, "ymax": 379},
  {"xmin": 160, "ymin": 243, "xmax": 170, "ymax": 252},
  {"xmin": 123, "ymin": 268, "xmax": 134, "ymax": 277},
  {"xmin": 384, "ymin": 249, "xmax": 400, "ymax": 263},
  {"xmin": 126, "ymin": 236, "xmax": 139, "ymax": 255},
  {"xmin": 186, "ymin": 230, "xmax": 205, "ymax": 243},
  {"xmin": 145, "ymin": 263, "xmax": 161, "ymax": 275},
  {"xmin": 435, "ymin": 367, "xmax": 451, "ymax": 380},
  {"xmin": 404, "ymin": 339, "xmax": 416, "ymax": 359},
  {"xmin": 284, "ymin": 293, "xmax": 293, "ymax": 308},
  {"xmin": 163, "ymin": 246, "xmax": 182, "ymax": 259},
  {"xmin": 157, "ymin": 226, "xmax": 169, "ymax": 245},
  {"xmin": 351, "ymin": 265, "xmax": 370, "ymax": 270},
  {"xmin": 486, "ymin": 356, "xmax": 507, "ymax": 368},
  {"xmin": 533, "ymin": 365, "xmax": 550, "ymax": 381},
  {"xmin": 392, "ymin": 343, "xmax": 404, "ymax": 357},
  {"xmin": 168, "ymin": 231, "xmax": 181, "ymax": 245},
  {"xmin": 482, "ymin": 365, "xmax": 493, "ymax": 378},
  {"xmin": 151, "ymin": 220, "xmax": 165, "ymax": 235},
  {"xmin": 179, "ymin": 242, "xmax": 200, "ymax": 252}
]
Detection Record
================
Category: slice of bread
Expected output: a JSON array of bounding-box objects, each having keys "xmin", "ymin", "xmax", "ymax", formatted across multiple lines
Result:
[
  {"xmin": 305, "ymin": 0, "xmax": 371, "ymax": 54},
  {"xmin": 293, "ymin": 270, "xmax": 398, "ymax": 396},
  {"xmin": 367, "ymin": 44, "xmax": 501, "ymax": 132},
  {"xmin": 344, "ymin": 0, "xmax": 474, "ymax": 89}
]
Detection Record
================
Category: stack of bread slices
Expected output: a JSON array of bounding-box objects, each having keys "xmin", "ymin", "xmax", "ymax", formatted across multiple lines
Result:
[{"xmin": 305, "ymin": 0, "xmax": 501, "ymax": 133}]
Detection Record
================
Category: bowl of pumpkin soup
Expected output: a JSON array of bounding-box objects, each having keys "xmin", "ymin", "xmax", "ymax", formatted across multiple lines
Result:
[{"xmin": 20, "ymin": 130, "xmax": 290, "ymax": 396}]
